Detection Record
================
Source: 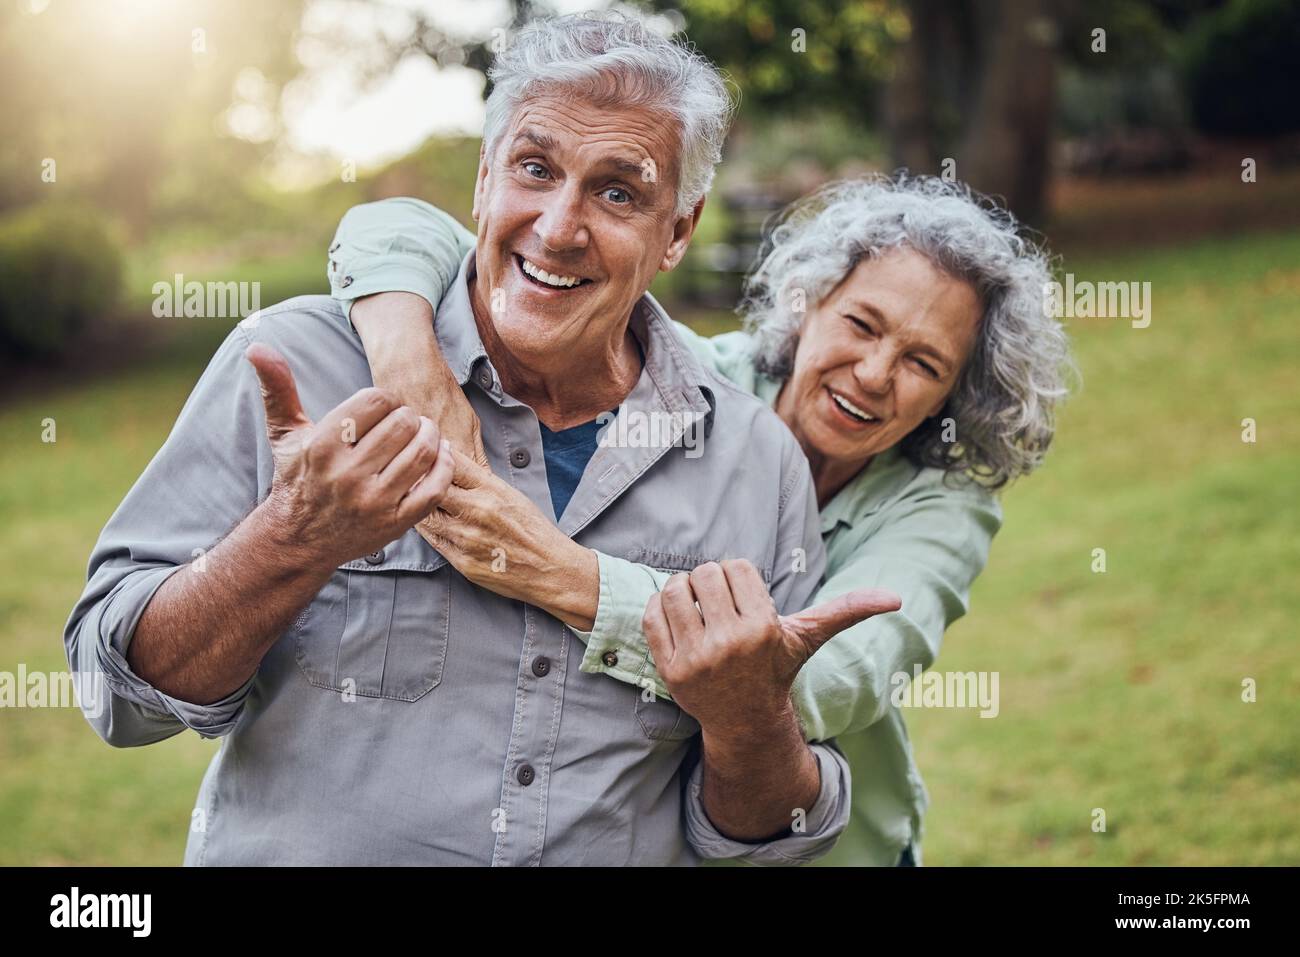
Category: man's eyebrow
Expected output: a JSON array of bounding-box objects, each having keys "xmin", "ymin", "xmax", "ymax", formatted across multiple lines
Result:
[
  {"xmin": 510, "ymin": 128, "xmax": 655, "ymax": 177},
  {"xmin": 606, "ymin": 156, "xmax": 650, "ymax": 178},
  {"xmin": 509, "ymin": 129, "xmax": 559, "ymax": 153}
]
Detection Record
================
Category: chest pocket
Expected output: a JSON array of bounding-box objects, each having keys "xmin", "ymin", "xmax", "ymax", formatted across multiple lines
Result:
[
  {"xmin": 293, "ymin": 531, "xmax": 450, "ymax": 702},
  {"xmin": 627, "ymin": 547, "xmax": 774, "ymax": 743}
]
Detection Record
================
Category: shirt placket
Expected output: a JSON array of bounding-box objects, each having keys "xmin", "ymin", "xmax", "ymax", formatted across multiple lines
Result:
[{"xmin": 471, "ymin": 365, "xmax": 572, "ymax": 867}]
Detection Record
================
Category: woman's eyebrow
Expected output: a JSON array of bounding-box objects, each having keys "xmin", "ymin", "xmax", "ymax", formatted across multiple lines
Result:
[
  {"xmin": 844, "ymin": 297, "xmax": 957, "ymax": 368},
  {"xmin": 843, "ymin": 298, "xmax": 889, "ymax": 326}
]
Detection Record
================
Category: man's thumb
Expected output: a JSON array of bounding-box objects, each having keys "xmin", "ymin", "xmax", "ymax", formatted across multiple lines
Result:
[
  {"xmin": 245, "ymin": 343, "xmax": 310, "ymax": 440},
  {"xmin": 781, "ymin": 588, "xmax": 903, "ymax": 657}
]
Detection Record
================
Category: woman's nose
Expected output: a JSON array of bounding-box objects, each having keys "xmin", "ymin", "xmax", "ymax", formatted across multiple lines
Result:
[{"xmin": 853, "ymin": 349, "xmax": 895, "ymax": 395}]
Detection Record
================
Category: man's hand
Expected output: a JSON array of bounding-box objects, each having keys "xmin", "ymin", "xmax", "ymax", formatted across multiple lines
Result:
[
  {"xmin": 418, "ymin": 447, "xmax": 600, "ymax": 630},
  {"xmin": 641, "ymin": 559, "xmax": 901, "ymax": 734},
  {"xmin": 246, "ymin": 343, "xmax": 455, "ymax": 568},
  {"xmin": 641, "ymin": 559, "xmax": 900, "ymax": 841},
  {"xmin": 350, "ymin": 291, "xmax": 489, "ymax": 468}
]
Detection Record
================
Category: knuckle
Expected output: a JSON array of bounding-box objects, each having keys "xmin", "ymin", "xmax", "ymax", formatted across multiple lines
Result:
[
  {"xmin": 662, "ymin": 574, "xmax": 689, "ymax": 599},
  {"xmin": 719, "ymin": 558, "xmax": 751, "ymax": 577},
  {"xmin": 356, "ymin": 386, "xmax": 394, "ymax": 412},
  {"xmin": 691, "ymin": 561, "xmax": 722, "ymax": 584},
  {"xmin": 394, "ymin": 406, "xmax": 420, "ymax": 434}
]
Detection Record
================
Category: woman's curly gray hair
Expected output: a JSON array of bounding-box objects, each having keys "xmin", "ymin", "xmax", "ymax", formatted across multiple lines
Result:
[{"xmin": 742, "ymin": 174, "xmax": 1075, "ymax": 489}]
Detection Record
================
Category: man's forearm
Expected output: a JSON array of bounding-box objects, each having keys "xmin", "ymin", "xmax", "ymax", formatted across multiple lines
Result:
[
  {"xmin": 127, "ymin": 497, "xmax": 333, "ymax": 705},
  {"xmin": 698, "ymin": 700, "xmax": 822, "ymax": 841}
]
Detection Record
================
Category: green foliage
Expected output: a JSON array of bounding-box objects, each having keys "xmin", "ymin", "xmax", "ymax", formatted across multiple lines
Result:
[
  {"xmin": 0, "ymin": 205, "xmax": 123, "ymax": 358},
  {"xmin": 1181, "ymin": 0, "xmax": 1300, "ymax": 136},
  {"xmin": 642, "ymin": 0, "xmax": 907, "ymax": 125}
]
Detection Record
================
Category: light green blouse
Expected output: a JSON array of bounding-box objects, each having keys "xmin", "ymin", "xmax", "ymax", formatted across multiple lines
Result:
[{"xmin": 328, "ymin": 198, "xmax": 1004, "ymax": 866}]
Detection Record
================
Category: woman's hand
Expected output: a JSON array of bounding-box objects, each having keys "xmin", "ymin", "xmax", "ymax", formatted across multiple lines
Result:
[
  {"xmin": 418, "ymin": 448, "xmax": 600, "ymax": 631},
  {"xmin": 351, "ymin": 291, "xmax": 488, "ymax": 468}
]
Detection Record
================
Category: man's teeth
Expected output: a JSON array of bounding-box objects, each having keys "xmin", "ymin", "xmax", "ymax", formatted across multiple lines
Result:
[
  {"xmin": 521, "ymin": 257, "xmax": 583, "ymax": 288},
  {"xmin": 831, "ymin": 391, "xmax": 876, "ymax": 422}
]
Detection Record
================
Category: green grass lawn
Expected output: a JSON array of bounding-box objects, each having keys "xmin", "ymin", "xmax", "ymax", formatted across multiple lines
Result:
[{"xmin": 1, "ymin": 229, "xmax": 1297, "ymax": 865}]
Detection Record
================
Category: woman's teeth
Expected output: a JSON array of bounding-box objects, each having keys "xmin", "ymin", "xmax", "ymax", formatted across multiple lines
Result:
[
  {"xmin": 831, "ymin": 390, "xmax": 876, "ymax": 423},
  {"xmin": 521, "ymin": 257, "xmax": 584, "ymax": 288}
]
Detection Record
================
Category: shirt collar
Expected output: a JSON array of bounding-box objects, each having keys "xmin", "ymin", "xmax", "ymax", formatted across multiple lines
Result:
[
  {"xmin": 433, "ymin": 250, "xmax": 493, "ymax": 389},
  {"xmin": 436, "ymin": 249, "xmax": 716, "ymax": 428},
  {"xmin": 818, "ymin": 445, "xmax": 917, "ymax": 535}
]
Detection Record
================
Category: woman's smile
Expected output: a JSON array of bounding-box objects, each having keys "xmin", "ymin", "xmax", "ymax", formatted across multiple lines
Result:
[{"xmin": 824, "ymin": 386, "xmax": 883, "ymax": 429}]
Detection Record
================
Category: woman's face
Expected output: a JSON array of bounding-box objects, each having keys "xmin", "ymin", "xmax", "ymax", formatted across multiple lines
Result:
[{"xmin": 775, "ymin": 247, "xmax": 983, "ymax": 472}]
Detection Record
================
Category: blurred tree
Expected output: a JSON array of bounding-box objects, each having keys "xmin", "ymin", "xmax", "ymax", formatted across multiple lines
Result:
[
  {"xmin": 1181, "ymin": 0, "xmax": 1300, "ymax": 136},
  {"xmin": 0, "ymin": 0, "xmax": 304, "ymax": 230}
]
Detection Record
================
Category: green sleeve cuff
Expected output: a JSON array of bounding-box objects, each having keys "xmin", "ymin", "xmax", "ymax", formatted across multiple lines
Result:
[{"xmin": 573, "ymin": 551, "xmax": 674, "ymax": 701}]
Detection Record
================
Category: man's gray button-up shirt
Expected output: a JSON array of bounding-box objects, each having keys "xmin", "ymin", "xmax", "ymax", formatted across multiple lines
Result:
[{"xmin": 63, "ymin": 251, "xmax": 851, "ymax": 866}]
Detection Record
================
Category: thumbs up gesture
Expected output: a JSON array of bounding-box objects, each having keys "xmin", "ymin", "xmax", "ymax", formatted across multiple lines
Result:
[
  {"xmin": 641, "ymin": 560, "xmax": 901, "ymax": 733},
  {"xmin": 244, "ymin": 343, "xmax": 455, "ymax": 568}
]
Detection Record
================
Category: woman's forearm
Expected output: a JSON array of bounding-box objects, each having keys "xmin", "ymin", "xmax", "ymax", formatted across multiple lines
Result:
[{"xmin": 351, "ymin": 292, "xmax": 487, "ymax": 465}]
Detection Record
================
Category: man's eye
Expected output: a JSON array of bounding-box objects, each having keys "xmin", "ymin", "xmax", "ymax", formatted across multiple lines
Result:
[
  {"xmin": 523, "ymin": 162, "xmax": 549, "ymax": 179},
  {"xmin": 845, "ymin": 314, "xmax": 874, "ymax": 335},
  {"xmin": 603, "ymin": 186, "xmax": 632, "ymax": 205},
  {"xmin": 913, "ymin": 357, "xmax": 940, "ymax": 378}
]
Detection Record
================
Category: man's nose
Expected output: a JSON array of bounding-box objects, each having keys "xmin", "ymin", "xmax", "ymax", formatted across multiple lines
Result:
[{"xmin": 533, "ymin": 186, "xmax": 590, "ymax": 252}]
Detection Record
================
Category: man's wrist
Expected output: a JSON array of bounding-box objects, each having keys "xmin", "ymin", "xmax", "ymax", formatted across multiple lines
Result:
[
  {"xmin": 699, "ymin": 692, "xmax": 799, "ymax": 756},
  {"xmin": 250, "ymin": 492, "xmax": 341, "ymax": 578}
]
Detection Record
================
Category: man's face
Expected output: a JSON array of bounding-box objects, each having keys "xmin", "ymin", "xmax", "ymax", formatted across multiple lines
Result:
[{"xmin": 470, "ymin": 92, "xmax": 700, "ymax": 367}]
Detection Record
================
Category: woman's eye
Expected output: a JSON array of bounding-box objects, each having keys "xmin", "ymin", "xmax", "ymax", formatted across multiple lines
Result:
[
  {"xmin": 603, "ymin": 186, "xmax": 631, "ymax": 205},
  {"xmin": 523, "ymin": 162, "xmax": 549, "ymax": 179},
  {"xmin": 913, "ymin": 357, "xmax": 940, "ymax": 378},
  {"xmin": 846, "ymin": 314, "xmax": 874, "ymax": 335}
]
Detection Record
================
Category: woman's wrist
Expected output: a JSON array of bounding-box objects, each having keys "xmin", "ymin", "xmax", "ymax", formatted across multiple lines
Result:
[{"xmin": 537, "ymin": 537, "xmax": 600, "ymax": 632}]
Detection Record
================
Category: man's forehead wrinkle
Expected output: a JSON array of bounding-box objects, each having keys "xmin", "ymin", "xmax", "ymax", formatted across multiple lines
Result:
[{"xmin": 510, "ymin": 98, "xmax": 680, "ymax": 169}]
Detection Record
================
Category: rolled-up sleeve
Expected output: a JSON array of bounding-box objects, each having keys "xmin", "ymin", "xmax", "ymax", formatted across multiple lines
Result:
[
  {"xmin": 327, "ymin": 197, "xmax": 475, "ymax": 322},
  {"xmin": 683, "ymin": 742, "xmax": 852, "ymax": 865},
  {"xmin": 63, "ymin": 322, "xmax": 269, "ymax": 748}
]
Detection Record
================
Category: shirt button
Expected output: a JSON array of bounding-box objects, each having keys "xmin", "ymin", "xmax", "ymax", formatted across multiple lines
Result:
[
  {"xmin": 339, "ymin": 275, "xmax": 353, "ymax": 288},
  {"xmin": 328, "ymin": 241, "xmax": 341, "ymax": 253},
  {"xmin": 475, "ymin": 367, "xmax": 493, "ymax": 390},
  {"xmin": 602, "ymin": 651, "xmax": 619, "ymax": 668},
  {"xmin": 517, "ymin": 764, "xmax": 535, "ymax": 786},
  {"xmin": 364, "ymin": 548, "xmax": 384, "ymax": 565},
  {"xmin": 531, "ymin": 656, "xmax": 551, "ymax": 677},
  {"xmin": 510, "ymin": 448, "xmax": 531, "ymax": 468}
]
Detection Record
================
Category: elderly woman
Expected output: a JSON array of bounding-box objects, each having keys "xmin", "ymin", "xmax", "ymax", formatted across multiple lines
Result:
[{"xmin": 326, "ymin": 174, "xmax": 1073, "ymax": 865}]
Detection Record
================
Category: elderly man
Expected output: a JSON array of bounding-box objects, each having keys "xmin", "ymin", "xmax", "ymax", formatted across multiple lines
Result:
[{"xmin": 65, "ymin": 13, "xmax": 878, "ymax": 865}]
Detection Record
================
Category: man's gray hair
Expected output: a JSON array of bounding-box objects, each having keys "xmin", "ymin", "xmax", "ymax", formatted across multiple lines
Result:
[
  {"xmin": 742, "ymin": 174, "xmax": 1075, "ymax": 489},
  {"xmin": 482, "ymin": 12, "xmax": 735, "ymax": 216}
]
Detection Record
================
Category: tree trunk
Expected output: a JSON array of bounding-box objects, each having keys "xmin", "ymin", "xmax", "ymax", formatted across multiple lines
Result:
[{"xmin": 956, "ymin": 0, "xmax": 1062, "ymax": 226}]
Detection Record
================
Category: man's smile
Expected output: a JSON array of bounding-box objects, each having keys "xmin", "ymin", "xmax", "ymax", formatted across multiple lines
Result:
[{"xmin": 514, "ymin": 253, "xmax": 594, "ymax": 290}]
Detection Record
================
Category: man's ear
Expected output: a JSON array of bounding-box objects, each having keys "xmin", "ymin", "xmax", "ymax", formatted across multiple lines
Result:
[
  {"xmin": 659, "ymin": 196, "xmax": 706, "ymax": 273},
  {"xmin": 472, "ymin": 144, "xmax": 490, "ymax": 222}
]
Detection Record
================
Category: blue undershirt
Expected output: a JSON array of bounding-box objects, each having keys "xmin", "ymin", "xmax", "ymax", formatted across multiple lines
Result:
[
  {"xmin": 540, "ymin": 339, "xmax": 642, "ymax": 521},
  {"xmin": 538, "ymin": 416, "xmax": 608, "ymax": 521}
]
